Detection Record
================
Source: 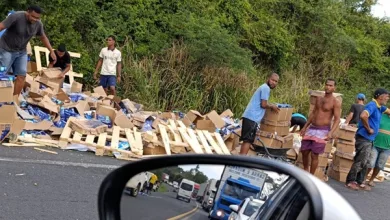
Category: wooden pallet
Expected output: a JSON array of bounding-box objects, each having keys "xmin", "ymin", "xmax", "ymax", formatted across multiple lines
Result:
[
  {"xmin": 59, "ymin": 117, "xmax": 143, "ymax": 158},
  {"xmin": 151, "ymin": 119, "xmax": 230, "ymax": 155}
]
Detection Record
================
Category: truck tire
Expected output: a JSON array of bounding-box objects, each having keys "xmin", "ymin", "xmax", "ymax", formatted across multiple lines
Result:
[{"xmin": 130, "ymin": 183, "xmax": 141, "ymax": 197}]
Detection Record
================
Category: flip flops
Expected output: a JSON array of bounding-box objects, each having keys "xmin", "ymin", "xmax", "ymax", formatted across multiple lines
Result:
[
  {"xmin": 345, "ymin": 182, "xmax": 359, "ymax": 191},
  {"xmin": 359, "ymin": 184, "xmax": 372, "ymax": 191}
]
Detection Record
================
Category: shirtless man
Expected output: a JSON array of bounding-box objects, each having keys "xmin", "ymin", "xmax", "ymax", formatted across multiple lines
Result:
[{"xmin": 300, "ymin": 79, "xmax": 341, "ymax": 174}]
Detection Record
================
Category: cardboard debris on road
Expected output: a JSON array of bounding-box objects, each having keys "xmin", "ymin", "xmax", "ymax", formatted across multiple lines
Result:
[{"xmin": 0, "ymin": 72, "xmax": 246, "ymax": 161}]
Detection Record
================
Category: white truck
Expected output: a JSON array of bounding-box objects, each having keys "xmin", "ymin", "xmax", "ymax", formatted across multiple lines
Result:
[
  {"xmin": 197, "ymin": 182, "xmax": 208, "ymax": 202},
  {"xmin": 124, "ymin": 172, "xmax": 149, "ymax": 197},
  {"xmin": 209, "ymin": 166, "xmax": 268, "ymax": 220},
  {"xmin": 201, "ymin": 179, "xmax": 218, "ymax": 212}
]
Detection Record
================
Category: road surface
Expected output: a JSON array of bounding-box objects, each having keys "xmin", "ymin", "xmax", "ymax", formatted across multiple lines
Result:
[{"xmin": 0, "ymin": 145, "xmax": 390, "ymax": 220}]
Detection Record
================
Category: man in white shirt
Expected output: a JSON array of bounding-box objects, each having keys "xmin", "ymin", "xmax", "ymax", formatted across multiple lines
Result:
[{"xmin": 93, "ymin": 35, "xmax": 122, "ymax": 95}]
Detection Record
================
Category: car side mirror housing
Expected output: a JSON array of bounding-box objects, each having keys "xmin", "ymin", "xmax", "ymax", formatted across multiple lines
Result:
[{"xmin": 229, "ymin": 204, "xmax": 239, "ymax": 213}]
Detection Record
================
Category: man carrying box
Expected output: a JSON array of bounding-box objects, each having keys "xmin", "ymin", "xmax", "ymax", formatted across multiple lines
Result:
[
  {"xmin": 345, "ymin": 88, "xmax": 390, "ymax": 191},
  {"xmin": 0, "ymin": 5, "xmax": 56, "ymax": 96},
  {"xmin": 48, "ymin": 44, "xmax": 71, "ymax": 81},
  {"xmin": 300, "ymin": 79, "xmax": 341, "ymax": 175},
  {"xmin": 239, "ymin": 73, "xmax": 280, "ymax": 155},
  {"xmin": 345, "ymin": 93, "xmax": 366, "ymax": 126},
  {"xmin": 365, "ymin": 114, "xmax": 390, "ymax": 187}
]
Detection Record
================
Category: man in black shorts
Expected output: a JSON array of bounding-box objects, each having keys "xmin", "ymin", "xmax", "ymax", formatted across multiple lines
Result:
[
  {"xmin": 239, "ymin": 73, "xmax": 280, "ymax": 155},
  {"xmin": 345, "ymin": 93, "xmax": 366, "ymax": 126}
]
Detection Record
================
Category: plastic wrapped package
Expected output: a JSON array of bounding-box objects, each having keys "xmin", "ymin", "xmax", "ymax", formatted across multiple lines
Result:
[
  {"xmin": 97, "ymin": 115, "xmax": 112, "ymax": 128},
  {"xmin": 0, "ymin": 125, "xmax": 11, "ymax": 140},
  {"xmin": 142, "ymin": 119, "xmax": 154, "ymax": 132},
  {"xmin": 27, "ymin": 105, "xmax": 51, "ymax": 121},
  {"xmin": 68, "ymin": 93, "xmax": 87, "ymax": 103},
  {"xmin": 105, "ymin": 141, "xmax": 131, "ymax": 150},
  {"xmin": 84, "ymin": 110, "xmax": 96, "ymax": 120},
  {"xmin": 21, "ymin": 130, "xmax": 49, "ymax": 136}
]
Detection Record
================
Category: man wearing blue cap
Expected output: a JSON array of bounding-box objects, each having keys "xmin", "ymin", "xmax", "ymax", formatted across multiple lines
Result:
[{"xmin": 345, "ymin": 93, "xmax": 366, "ymax": 126}]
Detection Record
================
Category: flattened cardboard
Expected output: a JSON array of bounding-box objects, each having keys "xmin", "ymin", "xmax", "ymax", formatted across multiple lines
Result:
[
  {"xmin": 39, "ymin": 96, "xmax": 59, "ymax": 113},
  {"xmin": 159, "ymin": 112, "xmax": 176, "ymax": 120},
  {"xmin": 41, "ymin": 68, "xmax": 62, "ymax": 79},
  {"xmin": 71, "ymin": 81, "xmax": 83, "ymax": 93},
  {"xmin": 196, "ymin": 120, "xmax": 216, "ymax": 132},
  {"xmin": 55, "ymin": 89, "xmax": 70, "ymax": 103},
  {"xmin": 27, "ymin": 61, "xmax": 37, "ymax": 73},
  {"xmin": 121, "ymin": 99, "xmax": 143, "ymax": 113},
  {"xmin": 15, "ymin": 104, "xmax": 34, "ymax": 120},
  {"xmin": 49, "ymin": 126, "xmax": 63, "ymax": 136},
  {"xmin": 0, "ymin": 80, "xmax": 14, "ymax": 102},
  {"xmin": 263, "ymin": 107, "xmax": 293, "ymax": 122},
  {"xmin": 206, "ymin": 110, "xmax": 225, "ymax": 129},
  {"xmin": 114, "ymin": 110, "xmax": 134, "ymax": 129},
  {"xmin": 24, "ymin": 120, "xmax": 53, "ymax": 130},
  {"xmin": 93, "ymin": 86, "xmax": 107, "ymax": 97},
  {"xmin": 64, "ymin": 100, "xmax": 90, "ymax": 116},
  {"xmin": 25, "ymin": 74, "xmax": 35, "ymax": 87},
  {"xmin": 0, "ymin": 105, "xmax": 17, "ymax": 123},
  {"xmin": 220, "ymin": 109, "xmax": 234, "ymax": 118}
]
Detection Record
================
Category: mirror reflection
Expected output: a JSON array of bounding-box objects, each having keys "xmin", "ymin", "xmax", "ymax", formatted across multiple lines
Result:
[{"xmin": 121, "ymin": 164, "xmax": 299, "ymax": 220}]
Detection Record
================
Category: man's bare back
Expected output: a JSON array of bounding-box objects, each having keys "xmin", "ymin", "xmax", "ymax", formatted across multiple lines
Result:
[{"xmin": 312, "ymin": 95, "xmax": 338, "ymax": 127}]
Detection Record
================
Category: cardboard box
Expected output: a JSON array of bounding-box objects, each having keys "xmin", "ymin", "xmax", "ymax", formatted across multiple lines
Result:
[
  {"xmin": 328, "ymin": 165, "xmax": 349, "ymax": 182},
  {"xmin": 335, "ymin": 139, "xmax": 355, "ymax": 154},
  {"xmin": 333, "ymin": 154, "xmax": 354, "ymax": 169},
  {"xmin": 254, "ymin": 130, "xmax": 293, "ymax": 149},
  {"xmin": 337, "ymin": 125, "xmax": 358, "ymax": 142},
  {"xmin": 36, "ymin": 68, "xmax": 64, "ymax": 93},
  {"xmin": 260, "ymin": 119, "xmax": 290, "ymax": 136},
  {"xmin": 297, "ymin": 152, "xmax": 329, "ymax": 167},
  {"xmin": 182, "ymin": 110, "xmax": 204, "ymax": 126},
  {"xmin": 282, "ymin": 133, "xmax": 294, "ymax": 148},
  {"xmin": 121, "ymin": 99, "xmax": 144, "ymax": 113},
  {"xmin": 27, "ymin": 61, "xmax": 37, "ymax": 73},
  {"xmin": 263, "ymin": 107, "xmax": 293, "ymax": 122},
  {"xmin": 205, "ymin": 110, "xmax": 225, "ymax": 129},
  {"xmin": 220, "ymin": 109, "xmax": 234, "ymax": 118},
  {"xmin": 324, "ymin": 140, "xmax": 333, "ymax": 153},
  {"xmin": 196, "ymin": 120, "xmax": 216, "ymax": 132},
  {"xmin": 0, "ymin": 105, "xmax": 26, "ymax": 141},
  {"xmin": 71, "ymin": 81, "xmax": 83, "ymax": 93},
  {"xmin": 0, "ymin": 80, "xmax": 14, "ymax": 102}
]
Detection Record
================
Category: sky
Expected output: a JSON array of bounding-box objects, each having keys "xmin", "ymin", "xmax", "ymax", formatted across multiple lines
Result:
[
  {"xmin": 179, "ymin": 165, "xmax": 225, "ymax": 180},
  {"xmin": 371, "ymin": 0, "xmax": 390, "ymax": 18}
]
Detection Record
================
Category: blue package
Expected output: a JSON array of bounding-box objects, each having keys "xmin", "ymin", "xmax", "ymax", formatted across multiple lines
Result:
[
  {"xmin": 68, "ymin": 93, "xmax": 86, "ymax": 103},
  {"xmin": 142, "ymin": 119, "xmax": 154, "ymax": 132},
  {"xmin": 276, "ymin": 103, "xmax": 293, "ymax": 108},
  {"xmin": 0, "ymin": 125, "xmax": 11, "ymax": 140},
  {"xmin": 97, "ymin": 115, "xmax": 112, "ymax": 128},
  {"xmin": 51, "ymin": 97, "xmax": 63, "ymax": 105},
  {"xmin": 39, "ymin": 84, "xmax": 47, "ymax": 90},
  {"xmin": 54, "ymin": 120, "xmax": 67, "ymax": 128}
]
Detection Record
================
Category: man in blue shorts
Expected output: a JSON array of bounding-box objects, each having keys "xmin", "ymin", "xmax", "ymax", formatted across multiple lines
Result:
[
  {"xmin": 239, "ymin": 73, "xmax": 280, "ymax": 155},
  {"xmin": 93, "ymin": 35, "xmax": 122, "ymax": 95},
  {"xmin": 345, "ymin": 88, "xmax": 390, "ymax": 191},
  {"xmin": 0, "ymin": 6, "xmax": 56, "ymax": 96}
]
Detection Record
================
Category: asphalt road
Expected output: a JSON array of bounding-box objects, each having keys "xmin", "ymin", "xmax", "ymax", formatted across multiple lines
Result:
[
  {"xmin": 1, "ymin": 145, "xmax": 390, "ymax": 220},
  {"xmin": 120, "ymin": 184, "xmax": 198, "ymax": 220}
]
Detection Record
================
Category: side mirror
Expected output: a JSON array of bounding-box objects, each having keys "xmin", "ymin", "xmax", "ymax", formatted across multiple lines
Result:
[
  {"xmin": 229, "ymin": 204, "xmax": 239, "ymax": 213},
  {"xmin": 97, "ymin": 154, "xmax": 361, "ymax": 220}
]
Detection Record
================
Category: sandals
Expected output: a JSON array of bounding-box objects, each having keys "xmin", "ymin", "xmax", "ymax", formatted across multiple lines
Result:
[
  {"xmin": 359, "ymin": 184, "xmax": 372, "ymax": 191},
  {"xmin": 345, "ymin": 182, "xmax": 359, "ymax": 191}
]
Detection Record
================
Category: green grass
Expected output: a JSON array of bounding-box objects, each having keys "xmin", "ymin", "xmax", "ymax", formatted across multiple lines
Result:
[{"xmin": 157, "ymin": 183, "xmax": 168, "ymax": 193}]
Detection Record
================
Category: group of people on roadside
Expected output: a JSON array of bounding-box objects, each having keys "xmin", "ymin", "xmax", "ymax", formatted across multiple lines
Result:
[
  {"xmin": 239, "ymin": 73, "xmax": 390, "ymax": 191},
  {"xmin": 0, "ymin": 5, "xmax": 122, "ymax": 97}
]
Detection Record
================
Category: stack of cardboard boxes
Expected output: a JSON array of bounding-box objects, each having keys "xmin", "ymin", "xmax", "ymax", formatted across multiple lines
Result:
[
  {"xmin": 253, "ymin": 105, "xmax": 294, "ymax": 149},
  {"xmin": 328, "ymin": 125, "xmax": 358, "ymax": 182}
]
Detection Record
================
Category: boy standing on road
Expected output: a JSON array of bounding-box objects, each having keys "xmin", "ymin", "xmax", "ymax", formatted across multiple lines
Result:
[
  {"xmin": 239, "ymin": 73, "xmax": 280, "ymax": 155},
  {"xmin": 345, "ymin": 88, "xmax": 390, "ymax": 191},
  {"xmin": 93, "ymin": 35, "xmax": 122, "ymax": 96},
  {"xmin": 0, "ymin": 5, "xmax": 56, "ymax": 96},
  {"xmin": 366, "ymin": 114, "xmax": 390, "ymax": 187},
  {"xmin": 300, "ymin": 79, "xmax": 341, "ymax": 175},
  {"xmin": 345, "ymin": 93, "xmax": 366, "ymax": 126}
]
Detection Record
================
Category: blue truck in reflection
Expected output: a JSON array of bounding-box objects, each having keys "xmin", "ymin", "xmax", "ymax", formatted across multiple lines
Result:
[{"xmin": 209, "ymin": 166, "xmax": 267, "ymax": 220}]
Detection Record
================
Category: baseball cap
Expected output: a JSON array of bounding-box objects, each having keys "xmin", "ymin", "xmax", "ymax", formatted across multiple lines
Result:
[
  {"xmin": 356, "ymin": 93, "xmax": 366, "ymax": 100},
  {"xmin": 374, "ymin": 88, "xmax": 389, "ymax": 99},
  {"xmin": 57, "ymin": 44, "xmax": 67, "ymax": 52}
]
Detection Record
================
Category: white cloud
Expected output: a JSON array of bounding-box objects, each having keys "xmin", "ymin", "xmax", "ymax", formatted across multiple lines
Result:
[{"xmin": 371, "ymin": 0, "xmax": 390, "ymax": 18}]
